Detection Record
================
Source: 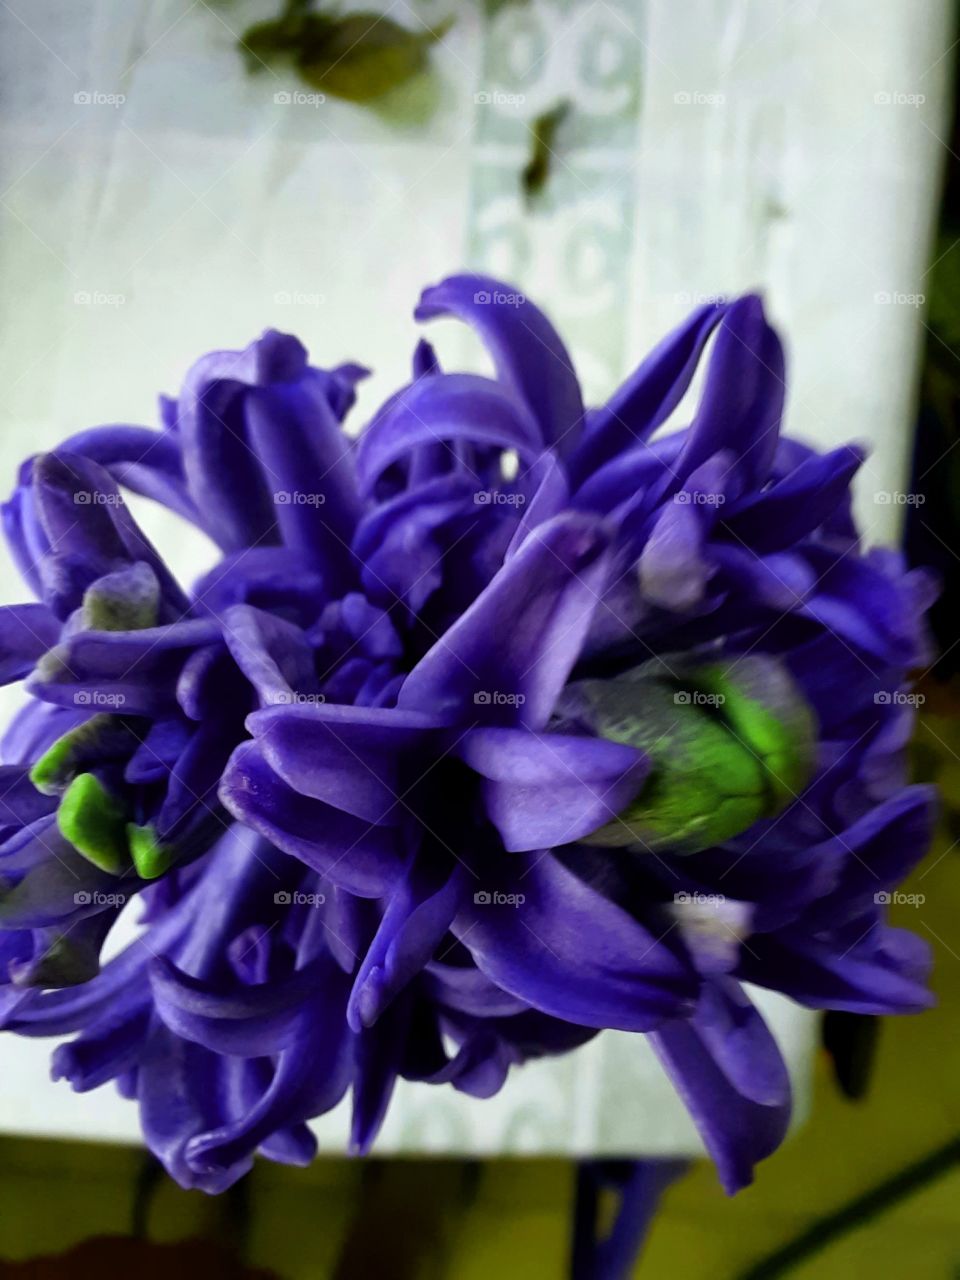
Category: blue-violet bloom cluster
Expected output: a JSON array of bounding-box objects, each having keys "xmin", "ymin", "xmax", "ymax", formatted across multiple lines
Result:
[{"xmin": 0, "ymin": 276, "xmax": 936, "ymax": 1193}]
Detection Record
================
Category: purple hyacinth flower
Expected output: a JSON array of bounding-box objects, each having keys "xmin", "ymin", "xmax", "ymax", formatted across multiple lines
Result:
[{"xmin": 0, "ymin": 274, "xmax": 937, "ymax": 1196}]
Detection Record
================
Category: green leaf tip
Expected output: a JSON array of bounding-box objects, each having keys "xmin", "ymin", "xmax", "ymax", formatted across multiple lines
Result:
[
  {"xmin": 81, "ymin": 562, "xmax": 160, "ymax": 633},
  {"xmin": 127, "ymin": 824, "xmax": 177, "ymax": 881},
  {"xmin": 30, "ymin": 714, "xmax": 141, "ymax": 796},
  {"xmin": 559, "ymin": 654, "xmax": 817, "ymax": 855},
  {"xmin": 56, "ymin": 773, "xmax": 130, "ymax": 874}
]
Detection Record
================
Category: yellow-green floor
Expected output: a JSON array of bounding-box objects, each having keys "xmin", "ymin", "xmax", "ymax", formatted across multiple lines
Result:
[
  {"xmin": 651, "ymin": 807, "xmax": 960, "ymax": 1278},
  {"xmin": 0, "ymin": 830, "xmax": 958, "ymax": 1278}
]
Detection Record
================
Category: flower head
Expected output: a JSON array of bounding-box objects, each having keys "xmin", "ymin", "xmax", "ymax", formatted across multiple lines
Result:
[{"xmin": 0, "ymin": 276, "xmax": 936, "ymax": 1193}]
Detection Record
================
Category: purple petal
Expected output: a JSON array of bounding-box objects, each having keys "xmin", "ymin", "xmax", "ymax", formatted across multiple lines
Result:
[
  {"xmin": 650, "ymin": 978, "xmax": 791, "ymax": 1193},
  {"xmin": 137, "ymin": 1028, "xmax": 246, "ymax": 1192},
  {"xmin": 721, "ymin": 444, "xmax": 865, "ymax": 552},
  {"xmin": 669, "ymin": 295, "xmax": 785, "ymax": 496},
  {"xmin": 58, "ymin": 425, "xmax": 199, "ymax": 524},
  {"xmin": 399, "ymin": 512, "xmax": 611, "ymax": 729},
  {"xmin": 416, "ymin": 273, "xmax": 584, "ymax": 458},
  {"xmin": 638, "ymin": 496, "xmax": 714, "ymax": 611},
  {"xmin": 0, "ymin": 767, "xmax": 58, "ymax": 830},
  {"xmin": 150, "ymin": 956, "xmax": 325, "ymax": 1056},
  {"xmin": 249, "ymin": 701, "xmax": 436, "ymax": 825},
  {"xmin": 423, "ymin": 960, "xmax": 529, "ymax": 1018},
  {"xmin": 355, "ymin": 373, "xmax": 542, "ymax": 498},
  {"xmin": 176, "ymin": 333, "xmax": 306, "ymax": 552},
  {"xmin": 458, "ymin": 727, "xmax": 648, "ymax": 851},
  {"xmin": 505, "ymin": 454, "xmax": 570, "ymax": 557},
  {"xmin": 31, "ymin": 453, "xmax": 188, "ymax": 616},
  {"xmin": 245, "ymin": 373, "xmax": 360, "ymax": 587},
  {"xmin": 191, "ymin": 547, "xmax": 327, "ymax": 624},
  {"xmin": 739, "ymin": 924, "xmax": 933, "ymax": 1014},
  {"xmin": 454, "ymin": 852, "xmax": 696, "ymax": 1031},
  {"xmin": 347, "ymin": 854, "xmax": 467, "ymax": 1030},
  {"xmin": 219, "ymin": 741, "xmax": 403, "ymax": 896},
  {"xmin": 29, "ymin": 619, "xmax": 219, "ymax": 716},
  {"xmin": 184, "ymin": 971, "xmax": 352, "ymax": 1178},
  {"xmin": 0, "ymin": 604, "xmax": 60, "ymax": 685},
  {"xmin": 799, "ymin": 786, "xmax": 935, "ymax": 930},
  {"xmin": 220, "ymin": 605, "xmax": 316, "ymax": 708},
  {"xmin": 570, "ymin": 301, "xmax": 730, "ymax": 482}
]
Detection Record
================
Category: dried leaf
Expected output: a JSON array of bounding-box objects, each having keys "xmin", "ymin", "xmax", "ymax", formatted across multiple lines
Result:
[
  {"xmin": 296, "ymin": 13, "xmax": 452, "ymax": 103},
  {"xmin": 522, "ymin": 99, "xmax": 571, "ymax": 204},
  {"xmin": 239, "ymin": 2, "xmax": 323, "ymax": 72}
]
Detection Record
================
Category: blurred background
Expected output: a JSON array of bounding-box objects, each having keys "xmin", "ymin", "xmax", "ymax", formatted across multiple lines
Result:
[{"xmin": 0, "ymin": 1, "xmax": 959, "ymax": 1275}]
